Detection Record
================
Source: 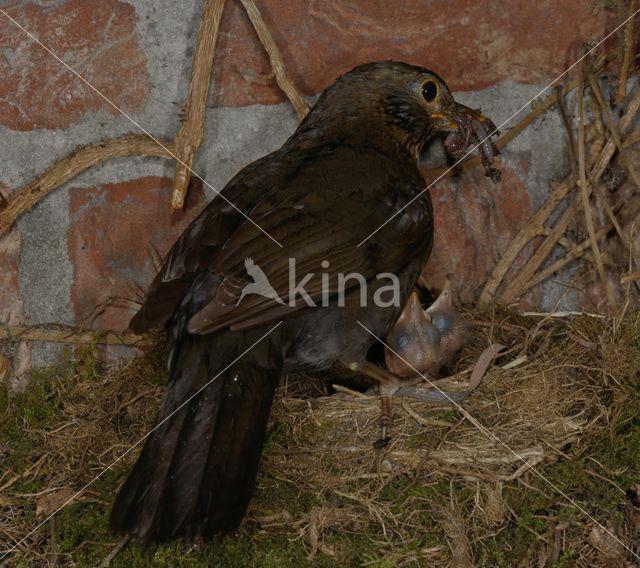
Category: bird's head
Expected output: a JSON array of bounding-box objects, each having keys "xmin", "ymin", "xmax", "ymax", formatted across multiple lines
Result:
[{"xmin": 293, "ymin": 61, "xmax": 493, "ymax": 163}]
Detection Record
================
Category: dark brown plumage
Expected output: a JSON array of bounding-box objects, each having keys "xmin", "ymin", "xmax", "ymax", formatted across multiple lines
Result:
[{"xmin": 110, "ymin": 61, "xmax": 498, "ymax": 543}]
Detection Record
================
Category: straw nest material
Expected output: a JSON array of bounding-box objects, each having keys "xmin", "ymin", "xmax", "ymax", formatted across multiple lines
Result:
[{"xmin": 1, "ymin": 309, "xmax": 639, "ymax": 566}]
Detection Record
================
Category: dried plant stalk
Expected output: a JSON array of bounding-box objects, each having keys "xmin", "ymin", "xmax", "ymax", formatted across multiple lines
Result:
[
  {"xmin": 0, "ymin": 134, "xmax": 174, "ymax": 236},
  {"xmin": 589, "ymin": 74, "xmax": 640, "ymax": 187},
  {"xmin": 0, "ymin": 325, "xmax": 153, "ymax": 347},
  {"xmin": 522, "ymin": 202, "xmax": 635, "ymax": 294},
  {"xmin": 436, "ymin": 503, "xmax": 475, "ymax": 568},
  {"xmin": 499, "ymin": 190, "xmax": 579, "ymax": 304},
  {"xmin": 480, "ymin": 91, "xmax": 640, "ymax": 304},
  {"xmin": 239, "ymin": 0, "xmax": 309, "ymax": 121},
  {"xmin": 480, "ymin": 175, "xmax": 575, "ymax": 304},
  {"xmin": 576, "ymin": 70, "xmax": 617, "ymax": 310},
  {"xmin": 622, "ymin": 271, "xmax": 640, "ymax": 283},
  {"xmin": 616, "ymin": 0, "xmax": 637, "ymax": 103},
  {"xmin": 171, "ymin": 0, "xmax": 226, "ymax": 211}
]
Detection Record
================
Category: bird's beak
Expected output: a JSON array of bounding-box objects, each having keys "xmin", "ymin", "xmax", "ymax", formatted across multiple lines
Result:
[
  {"xmin": 437, "ymin": 101, "xmax": 502, "ymax": 182},
  {"xmin": 430, "ymin": 110, "xmax": 460, "ymax": 132},
  {"xmin": 432, "ymin": 102, "xmax": 496, "ymax": 134}
]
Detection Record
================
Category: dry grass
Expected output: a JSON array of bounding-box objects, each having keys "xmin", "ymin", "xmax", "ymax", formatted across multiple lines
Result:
[{"xmin": 1, "ymin": 310, "xmax": 639, "ymax": 567}]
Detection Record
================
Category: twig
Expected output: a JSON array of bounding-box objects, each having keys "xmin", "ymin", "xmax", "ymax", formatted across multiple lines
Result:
[
  {"xmin": 171, "ymin": 0, "xmax": 226, "ymax": 211},
  {"xmin": 480, "ymin": 90, "xmax": 640, "ymax": 304},
  {"xmin": 0, "ymin": 455, "xmax": 47, "ymax": 492},
  {"xmin": 238, "ymin": 0, "xmax": 308, "ymax": 120},
  {"xmin": 499, "ymin": 191, "xmax": 580, "ymax": 304},
  {"xmin": 621, "ymin": 270, "xmax": 640, "ymax": 283},
  {"xmin": 0, "ymin": 325, "xmax": 154, "ymax": 347},
  {"xmin": 97, "ymin": 536, "xmax": 130, "ymax": 568},
  {"xmin": 521, "ymin": 196, "xmax": 639, "ymax": 295},
  {"xmin": 523, "ymin": 217, "xmax": 615, "ymax": 292},
  {"xmin": 48, "ymin": 516, "xmax": 58, "ymax": 561},
  {"xmin": 616, "ymin": 0, "xmax": 637, "ymax": 104},
  {"xmin": 479, "ymin": 175, "xmax": 574, "ymax": 304},
  {"xmin": 556, "ymin": 86, "xmax": 578, "ymax": 175},
  {"xmin": 402, "ymin": 402, "xmax": 453, "ymax": 428},
  {"xmin": 577, "ymin": 65, "xmax": 617, "ymax": 310},
  {"xmin": 588, "ymin": 73, "xmax": 640, "ymax": 188},
  {"xmin": 519, "ymin": 311, "xmax": 606, "ymax": 319},
  {"xmin": 588, "ymin": 73, "xmax": 640, "ymax": 266},
  {"xmin": 0, "ymin": 134, "xmax": 174, "ymax": 236}
]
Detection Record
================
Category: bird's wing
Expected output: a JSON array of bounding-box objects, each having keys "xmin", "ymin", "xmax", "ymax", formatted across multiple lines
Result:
[{"xmin": 132, "ymin": 145, "xmax": 431, "ymax": 335}]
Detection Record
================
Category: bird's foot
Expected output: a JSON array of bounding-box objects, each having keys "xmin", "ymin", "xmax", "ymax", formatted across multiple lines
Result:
[
  {"xmin": 373, "ymin": 436, "xmax": 390, "ymax": 449},
  {"xmin": 372, "ymin": 397, "xmax": 393, "ymax": 448}
]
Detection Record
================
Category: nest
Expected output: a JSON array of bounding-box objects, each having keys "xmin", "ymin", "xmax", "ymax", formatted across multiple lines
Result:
[
  {"xmin": 258, "ymin": 309, "xmax": 640, "ymax": 566},
  {"xmin": 1, "ymin": 310, "xmax": 639, "ymax": 566}
]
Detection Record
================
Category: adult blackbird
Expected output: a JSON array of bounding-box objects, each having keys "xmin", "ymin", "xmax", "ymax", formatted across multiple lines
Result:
[{"xmin": 110, "ymin": 61, "xmax": 498, "ymax": 543}]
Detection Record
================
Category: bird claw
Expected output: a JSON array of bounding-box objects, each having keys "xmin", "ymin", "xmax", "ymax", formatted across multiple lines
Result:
[{"xmin": 373, "ymin": 436, "xmax": 390, "ymax": 449}]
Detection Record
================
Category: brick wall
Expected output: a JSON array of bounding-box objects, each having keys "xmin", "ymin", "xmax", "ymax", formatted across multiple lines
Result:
[{"xmin": 0, "ymin": 0, "xmax": 613, "ymax": 378}]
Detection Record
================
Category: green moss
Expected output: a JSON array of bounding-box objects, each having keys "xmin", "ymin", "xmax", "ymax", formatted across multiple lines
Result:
[
  {"xmin": 475, "ymin": 380, "xmax": 640, "ymax": 566},
  {"xmin": 3, "ymin": 313, "xmax": 640, "ymax": 567},
  {"xmin": 551, "ymin": 549, "xmax": 577, "ymax": 567}
]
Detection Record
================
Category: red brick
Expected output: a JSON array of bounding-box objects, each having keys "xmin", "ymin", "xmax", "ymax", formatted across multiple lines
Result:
[
  {"xmin": 68, "ymin": 177, "xmax": 206, "ymax": 330},
  {"xmin": 423, "ymin": 164, "xmax": 534, "ymax": 303},
  {"xmin": 211, "ymin": 0, "xmax": 610, "ymax": 108},
  {"xmin": 0, "ymin": 0, "xmax": 148, "ymax": 130}
]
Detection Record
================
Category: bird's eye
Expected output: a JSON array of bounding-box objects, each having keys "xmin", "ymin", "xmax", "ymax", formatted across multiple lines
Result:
[
  {"xmin": 421, "ymin": 80, "xmax": 438, "ymax": 103},
  {"xmin": 393, "ymin": 331, "xmax": 412, "ymax": 350}
]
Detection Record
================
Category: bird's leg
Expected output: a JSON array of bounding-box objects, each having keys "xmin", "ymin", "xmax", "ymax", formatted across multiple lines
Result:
[{"xmin": 359, "ymin": 362, "xmax": 403, "ymax": 447}]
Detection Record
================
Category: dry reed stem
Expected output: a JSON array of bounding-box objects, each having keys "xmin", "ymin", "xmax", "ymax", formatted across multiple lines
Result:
[
  {"xmin": 577, "ymin": 68, "xmax": 618, "ymax": 310},
  {"xmin": 499, "ymin": 193, "xmax": 580, "ymax": 304},
  {"xmin": 589, "ymin": 73, "xmax": 640, "ymax": 188},
  {"xmin": 522, "ymin": 202, "xmax": 640, "ymax": 294},
  {"xmin": 0, "ymin": 134, "xmax": 174, "ymax": 237},
  {"xmin": 97, "ymin": 536, "xmax": 130, "ymax": 568},
  {"xmin": 622, "ymin": 270, "xmax": 640, "ymax": 283},
  {"xmin": 0, "ymin": 325, "xmax": 153, "ymax": 347},
  {"xmin": 479, "ymin": 174, "xmax": 576, "ymax": 304},
  {"xmin": 171, "ymin": 0, "xmax": 226, "ymax": 211},
  {"xmin": 616, "ymin": 0, "xmax": 637, "ymax": 103},
  {"xmin": 556, "ymin": 86, "xmax": 578, "ymax": 174},
  {"xmin": 480, "ymin": 91, "xmax": 640, "ymax": 304},
  {"xmin": 588, "ymin": 74, "xmax": 640, "ymax": 268},
  {"xmin": 239, "ymin": 0, "xmax": 309, "ymax": 121}
]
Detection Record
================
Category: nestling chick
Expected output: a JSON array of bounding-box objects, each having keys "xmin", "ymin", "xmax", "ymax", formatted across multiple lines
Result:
[
  {"xmin": 425, "ymin": 281, "xmax": 468, "ymax": 363},
  {"xmin": 384, "ymin": 290, "xmax": 441, "ymax": 377},
  {"xmin": 384, "ymin": 283, "xmax": 468, "ymax": 377}
]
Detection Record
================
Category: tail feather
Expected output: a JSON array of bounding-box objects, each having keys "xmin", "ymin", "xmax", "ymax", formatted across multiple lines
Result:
[{"xmin": 110, "ymin": 327, "xmax": 282, "ymax": 543}]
